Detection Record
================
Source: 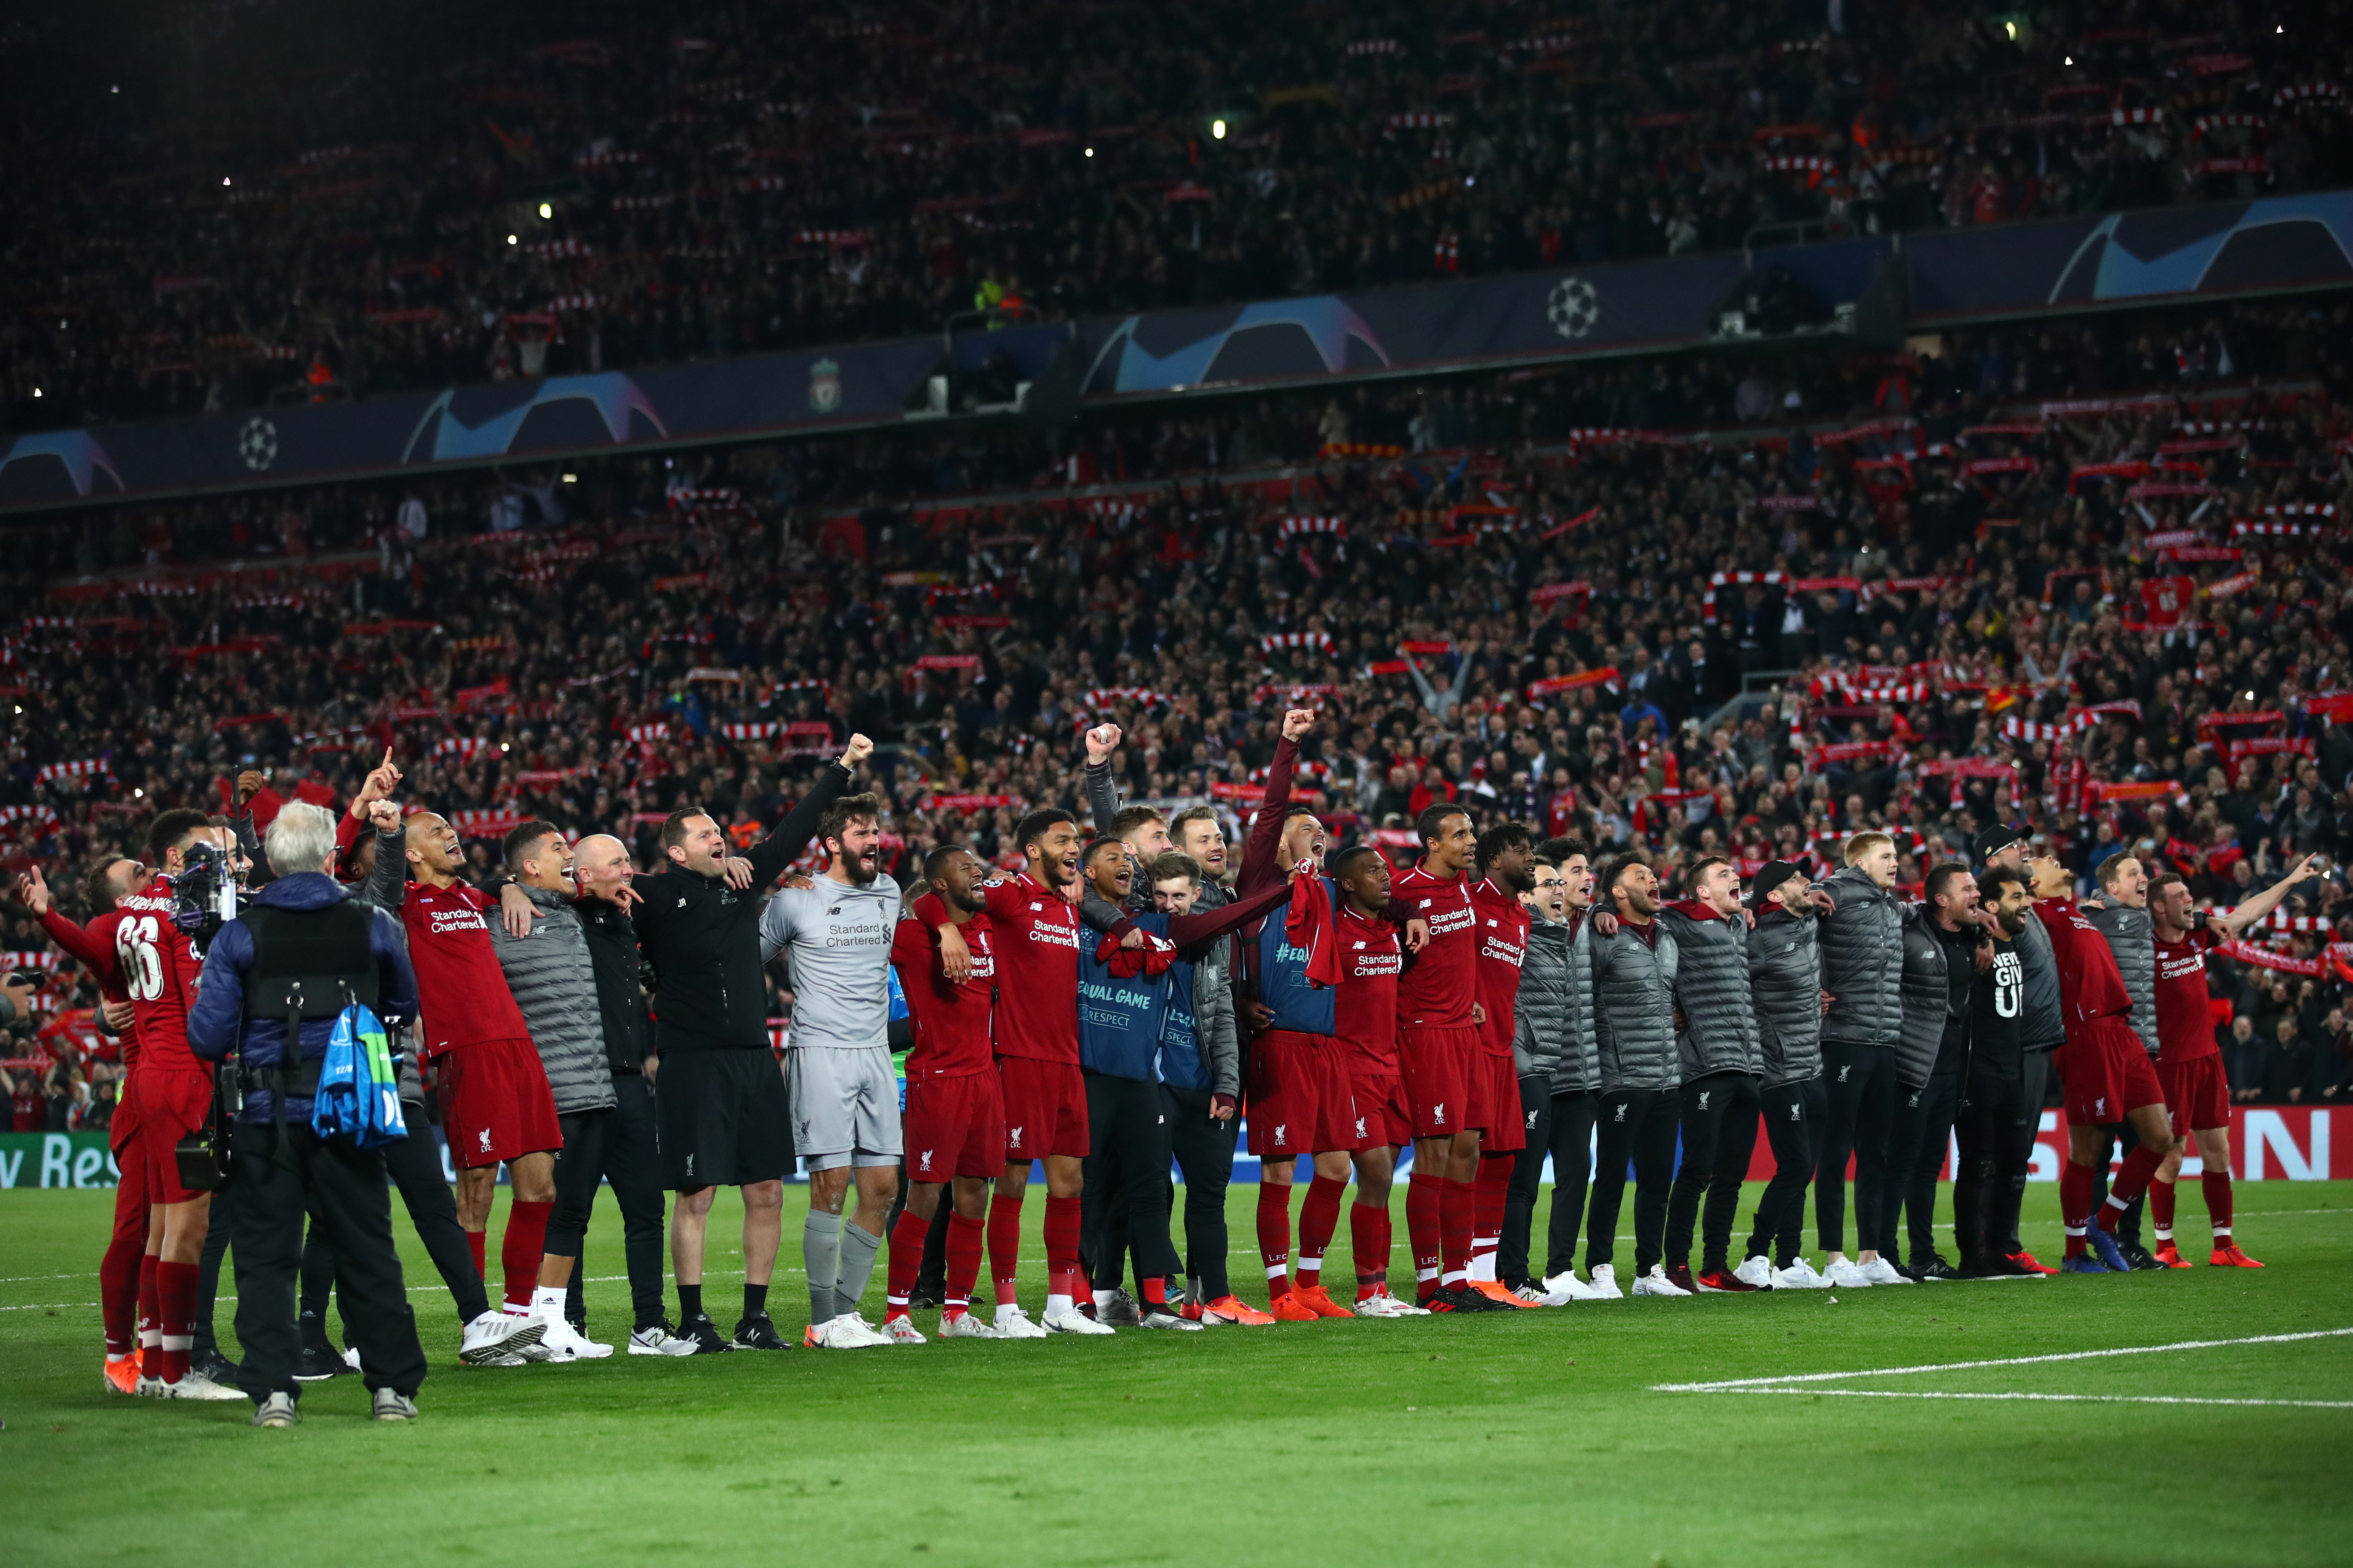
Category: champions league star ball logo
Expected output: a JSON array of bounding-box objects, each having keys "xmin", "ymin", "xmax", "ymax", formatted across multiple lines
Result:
[
  {"xmin": 808, "ymin": 356, "xmax": 842, "ymax": 413},
  {"xmin": 237, "ymin": 415, "xmax": 279, "ymax": 471},
  {"xmin": 1546, "ymin": 275, "xmax": 1599, "ymax": 340}
]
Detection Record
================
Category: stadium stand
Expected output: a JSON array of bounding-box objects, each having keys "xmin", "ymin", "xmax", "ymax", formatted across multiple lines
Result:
[{"xmin": 4, "ymin": 1, "xmax": 2351, "ymax": 429}]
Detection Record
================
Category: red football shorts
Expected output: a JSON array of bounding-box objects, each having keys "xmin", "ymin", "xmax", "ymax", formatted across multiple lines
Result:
[
  {"xmin": 436, "ymin": 1036, "xmax": 562, "ymax": 1170},
  {"xmin": 2058, "ymin": 1017, "xmax": 2163, "ymax": 1126},
  {"xmin": 1246, "ymin": 1029, "xmax": 1359, "ymax": 1158},
  {"xmin": 1398, "ymin": 1023, "xmax": 1479, "ymax": 1139},
  {"xmin": 1350, "ymin": 1070, "xmax": 1413, "ymax": 1151},
  {"xmin": 904, "ymin": 1070, "xmax": 1006, "ymax": 1182},
  {"xmin": 134, "ymin": 1067, "xmax": 214, "ymax": 1206},
  {"xmin": 1470, "ymin": 1049, "xmax": 1525, "ymax": 1153},
  {"xmin": 997, "ymin": 1056, "xmax": 1089, "ymax": 1162},
  {"xmin": 110, "ymin": 1070, "xmax": 143, "ymax": 1158},
  {"xmin": 2159, "ymin": 1055, "xmax": 2229, "ymax": 1135}
]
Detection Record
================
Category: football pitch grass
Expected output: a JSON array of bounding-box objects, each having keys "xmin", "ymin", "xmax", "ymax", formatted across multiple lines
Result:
[{"xmin": 6, "ymin": 1182, "xmax": 2352, "ymax": 1568}]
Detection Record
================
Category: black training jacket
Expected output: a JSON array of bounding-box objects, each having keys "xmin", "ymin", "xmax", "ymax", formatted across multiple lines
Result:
[{"xmin": 634, "ymin": 761, "xmax": 851, "ymax": 1050}]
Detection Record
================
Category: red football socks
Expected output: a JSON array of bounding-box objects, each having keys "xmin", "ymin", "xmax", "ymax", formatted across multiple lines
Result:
[
  {"xmin": 2149, "ymin": 1176, "xmax": 2176, "ymax": 1239},
  {"xmin": 1472, "ymin": 1155, "xmax": 1512, "ymax": 1278},
  {"xmin": 138, "ymin": 1253, "xmax": 160, "ymax": 1357},
  {"xmin": 1256, "ymin": 1183, "xmax": 1294, "ymax": 1297},
  {"xmin": 1140, "ymin": 1276, "xmax": 1168, "ymax": 1307},
  {"xmin": 986, "ymin": 1193, "xmax": 1023, "ymax": 1305},
  {"xmin": 155, "ymin": 1259, "xmax": 197, "ymax": 1385},
  {"xmin": 2202, "ymin": 1170, "xmax": 2233, "ymax": 1237},
  {"xmin": 466, "ymin": 1226, "xmax": 487, "ymax": 1280},
  {"xmin": 944, "ymin": 1210, "xmax": 985, "ymax": 1317},
  {"xmin": 100, "ymin": 1229, "xmax": 140, "ymax": 1359},
  {"xmin": 1351, "ymin": 1201, "xmax": 1392, "ymax": 1299},
  {"xmin": 1297, "ymin": 1175, "xmax": 1346, "ymax": 1288},
  {"xmin": 2094, "ymin": 1144, "xmax": 2164, "ymax": 1232},
  {"xmin": 501, "ymin": 1199, "xmax": 551, "ymax": 1312},
  {"xmin": 2060, "ymin": 1160, "xmax": 2094, "ymax": 1257},
  {"xmin": 1406, "ymin": 1173, "xmax": 1443, "ymax": 1301},
  {"xmin": 885, "ymin": 1209, "xmax": 930, "ymax": 1316},
  {"xmin": 1438, "ymin": 1176, "xmax": 1475, "ymax": 1287},
  {"xmin": 1043, "ymin": 1195, "xmax": 1082, "ymax": 1303}
]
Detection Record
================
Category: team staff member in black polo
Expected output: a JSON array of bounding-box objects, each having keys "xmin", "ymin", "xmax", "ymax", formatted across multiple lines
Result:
[{"xmin": 634, "ymin": 734, "xmax": 872, "ymax": 1354}]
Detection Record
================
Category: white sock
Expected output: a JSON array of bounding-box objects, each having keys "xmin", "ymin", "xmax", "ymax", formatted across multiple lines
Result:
[
  {"xmin": 1093, "ymin": 1287, "xmax": 1116, "ymax": 1308},
  {"xmin": 531, "ymin": 1286, "xmax": 565, "ymax": 1313},
  {"xmin": 994, "ymin": 1301, "xmax": 1022, "ymax": 1323},
  {"xmin": 1045, "ymin": 1291, "xmax": 1073, "ymax": 1317}
]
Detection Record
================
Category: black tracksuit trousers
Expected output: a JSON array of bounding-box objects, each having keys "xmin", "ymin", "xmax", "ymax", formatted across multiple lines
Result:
[
  {"xmin": 1586, "ymin": 1087, "xmax": 1681, "ymax": 1274},
  {"xmin": 1815, "ymin": 1041, "xmax": 1896, "ymax": 1255},
  {"xmin": 1746, "ymin": 1076, "xmax": 1827, "ymax": 1266},
  {"xmin": 1664, "ymin": 1071, "xmax": 1762, "ymax": 1273}
]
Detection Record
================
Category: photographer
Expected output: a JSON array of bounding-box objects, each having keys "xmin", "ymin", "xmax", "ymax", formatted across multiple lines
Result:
[{"xmin": 187, "ymin": 802, "xmax": 425, "ymax": 1427}]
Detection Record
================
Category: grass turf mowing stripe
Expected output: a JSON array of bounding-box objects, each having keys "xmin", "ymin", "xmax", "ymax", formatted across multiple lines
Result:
[{"xmin": 1655, "ymin": 1325, "xmax": 2353, "ymax": 1391}]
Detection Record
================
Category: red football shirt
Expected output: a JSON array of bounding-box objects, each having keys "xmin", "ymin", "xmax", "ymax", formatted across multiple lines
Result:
[
  {"xmin": 1470, "ymin": 879, "xmax": 1531, "ymax": 1059},
  {"xmin": 916, "ymin": 873, "xmax": 1079, "ymax": 1064},
  {"xmin": 2152, "ymin": 924, "xmax": 2223, "ymax": 1066},
  {"xmin": 401, "ymin": 880, "xmax": 530, "ymax": 1058},
  {"xmin": 1392, "ymin": 864, "xmax": 1478, "ymax": 1030},
  {"xmin": 1333, "ymin": 902, "xmax": 1402, "ymax": 1077},
  {"xmin": 890, "ymin": 914, "xmax": 997, "ymax": 1079},
  {"xmin": 42, "ymin": 906, "xmax": 138, "ymax": 1068},
  {"xmin": 113, "ymin": 875, "xmax": 209, "ymax": 1078},
  {"xmin": 2037, "ymin": 898, "xmax": 2133, "ymax": 1027}
]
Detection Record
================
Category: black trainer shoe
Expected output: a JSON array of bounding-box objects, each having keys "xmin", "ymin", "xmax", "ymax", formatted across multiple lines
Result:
[
  {"xmin": 1429, "ymin": 1284, "xmax": 1510, "ymax": 1314},
  {"xmin": 294, "ymin": 1338, "xmax": 346, "ymax": 1382},
  {"xmin": 2118, "ymin": 1241, "xmax": 2164, "ymax": 1272},
  {"xmin": 677, "ymin": 1313, "xmax": 734, "ymax": 1354},
  {"xmin": 730, "ymin": 1312, "xmax": 790, "ymax": 1351},
  {"xmin": 907, "ymin": 1286, "xmax": 945, "ymax": 1312},
  {"xmin": 1909, "ymin": 1255, "xmax": 1963, "ymax": 1282},
  {"xmin": 191, "ymin": 1346, "xmax": 242, "ymax": 1386}
]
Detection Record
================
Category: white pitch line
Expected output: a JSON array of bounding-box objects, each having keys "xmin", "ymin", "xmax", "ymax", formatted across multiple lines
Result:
[
  {"xmin": 1712, "ymin": 1388, "xmax": 2353, "ymax": 1409},
  {"xmin": 1655, "ymin": 1326, "xmax": 2353, "ymax": 1393}
]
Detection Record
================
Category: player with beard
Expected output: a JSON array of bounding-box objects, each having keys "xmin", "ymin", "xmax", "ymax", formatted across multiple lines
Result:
[
  {"xmin": 2080, "ymin": 853, "xmax": 2162, "ymax": 1267},
  {"xmin": 1463, "ymin": 823, "xmax": 1537, "ymax": 1305},
  {"xmin": 1953, "ymin": 865, "xmax": 2037, "ymax": 1276},
  {"xmin": 919, "ymin": 808, "xmax": 1106, "ymax": 1334},
  {"xmin": 761, "ymin": 792, "xmax": 904, "ymax": 1347},
  {"xmin": 1736, "ymin": 860, "xmax": 1831, "ymax": 1290},
  {"xmin": 1389, "ymin": 805, "xmax": 1501, "ymax": 1311},
  {"xmin": 1810, "ymin": 833, "xmax": 1909, "ymax": 1289},
  {"xmin": 2145, "ymin": 856, "xmax": 2320, "ymax": 1267},
  {"xmin": 1658, "ymin": 856, "xmax": 1766, "ymax": 1295},
  {"xmin": 2024, "ymin": 854, "xmax": 2174, "ymax": 1273},
  {"xmin": 1585, "ymin": 854, "xmax": 1684, "ymax": 1298},
  {"xmin": 21, "ymin": 856, "xmax": 150, "ymax": 1392},
  {"xmin": 401, "ymin": 810, "xmax": 565, "ymax": 1351},
  {"xmin": 886, "ymin": 846, "xmax": 1006, "ymax": 1338},
  {"xmin": 1971, "ymin": 826, "xmax": 2067, "ymax": 1274}
]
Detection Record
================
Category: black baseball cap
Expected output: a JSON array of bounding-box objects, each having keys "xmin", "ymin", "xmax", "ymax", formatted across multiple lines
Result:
[
  {"xmin": 1972, "ymin": 824, "xmax": 2023, "ymax": 865},
  {"xmin": 1748, "ymin": 857, "xmax": 1812, "ymax": 909}
]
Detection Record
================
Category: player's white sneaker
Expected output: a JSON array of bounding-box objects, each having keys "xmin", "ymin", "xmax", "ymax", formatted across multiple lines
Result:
[
  {"xmin": 1734, "ymin": 1255, "xmax": 1777, "ymax": 1289},
  {"xmin": 1860, "ymin": 1256, "xmax": 1912, "ymax": 1284},
  {"xmin": 460, "ymin": 1309, "xmax": 546, "ymax": 1365},
  {"xmin": 538, "ymin": 1317, "xmax": 614, "ymax": 1360},
  {"xmin": 938, "ymin": 1310, "xmax": 1002, "ymax": 1339},
  {"xmin": 1631, "ymin": 1264, "xmax": 1692, "ymax": 1297},
  {"xmin": 1043, "ymin": 1302, "xmax": 1116, "ymax": 1335},
  {"xmin": 992, "ymin": 1304, "xmax": 1048, "ymax": 1339},
  {"xmin": 161, "ymin": 1370, "xmax": 247, "ymax": 1401},
  {"xmin": 1772, "ymin": 1258, "xmax": 1831, "ymax": 1290},
  {"xmin": 882, "ymin": 1314, "xmax": 929, "ymax": 1344},
  {"xmin": 1822, "ymin": 1257, "xmax": 1875, "ymax": 1288},
  {"xmin": 807, "ymin": 1313, "xmax": 892, "ymax": 1349},
  {"xmin": 626, "ymin": 1324, "xmax": 699, "ymax": 1356},
  {"xmin": 1584, "ymin": 1263, "xmax": 1624, "ymax": 1300},
  {"xmin": 1352, "ymin": 1289, "xmax": 1431, "ymax": 1317},
  {"xmin": 1540, "ymin": 1269, "xmax": 1602, "ymax": 1303}
]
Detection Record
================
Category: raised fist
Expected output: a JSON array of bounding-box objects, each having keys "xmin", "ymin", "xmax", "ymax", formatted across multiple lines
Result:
[
  {"xmin": 1281, "ymin": 709, "xmax": 1317, "ymax": 742},
  {"xmin": 1085, "ymin": 723, "xmax": 1123, "ymax": 765},
  {"xmin": 840, "ymin": 733, "xmax": 874, "ymax": 769}
]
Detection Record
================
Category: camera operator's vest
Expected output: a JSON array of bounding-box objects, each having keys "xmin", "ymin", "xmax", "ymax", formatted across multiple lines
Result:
[{"xmin": 239, "ymin": 901, "xmax": 379, "ymax": 1107}]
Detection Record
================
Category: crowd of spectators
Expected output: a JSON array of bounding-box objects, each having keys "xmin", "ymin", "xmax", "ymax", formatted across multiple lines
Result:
[
  {"xmin": 3, "ymin": 292, "xmax": 2353, "ymax": 1106},
  {"xmin": 6, "ymin": 0, "xmax": 2351, "ymax": 433}
]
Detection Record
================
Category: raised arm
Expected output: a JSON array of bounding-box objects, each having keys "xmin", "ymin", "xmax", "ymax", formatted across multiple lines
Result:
[
  {"xmin": 746, "ymin": 737, "xmax": 868, "ymax": 885},
  {"xmin": 1237, "ymin": 709, "xmax": 1316, "ymax": 889},
  {"xmin": 1083, "ymin": 724, "xmax": 1124, "ymax": 836},
  {"xmin": 2214, "ymin": 853, "xmax": 2325, "ymax": 940}
]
